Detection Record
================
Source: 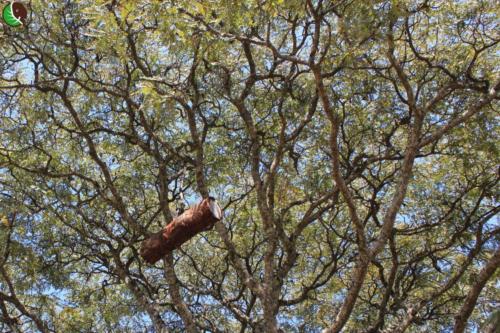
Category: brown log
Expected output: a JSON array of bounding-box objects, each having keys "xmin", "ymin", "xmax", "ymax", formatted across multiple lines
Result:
[{"xmin": 140, "ymin": 197, "xmax": 222, "ymax": 264}]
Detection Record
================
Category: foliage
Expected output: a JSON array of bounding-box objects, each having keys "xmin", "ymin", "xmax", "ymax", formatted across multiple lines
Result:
[{"xmin": 0, "ymin": 0, "xmax": 498, "ymax": 332}]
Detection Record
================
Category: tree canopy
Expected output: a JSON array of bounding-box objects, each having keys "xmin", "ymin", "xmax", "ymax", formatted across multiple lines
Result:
[{"xmin": 0, "ymin": 0, "xmax": 499, "ymax": 332}]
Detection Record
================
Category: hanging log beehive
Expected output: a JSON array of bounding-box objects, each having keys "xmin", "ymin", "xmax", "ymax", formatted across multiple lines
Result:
[{"xmin": 140, "ymin": 197, "xmax": 222, "ymax": 264}]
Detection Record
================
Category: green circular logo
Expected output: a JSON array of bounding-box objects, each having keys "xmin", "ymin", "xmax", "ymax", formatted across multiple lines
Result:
[{"xmin": 2, "ymin": 2, "xmax": 27, "ymax": 27}]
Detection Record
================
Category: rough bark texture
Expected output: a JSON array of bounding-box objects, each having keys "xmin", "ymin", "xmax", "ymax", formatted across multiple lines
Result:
[{"xmin": 140, "ymin": 198, "xmax": 222, "ymax": 264}]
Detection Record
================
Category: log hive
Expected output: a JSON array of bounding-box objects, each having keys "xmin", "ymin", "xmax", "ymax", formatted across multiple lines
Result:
[{"xmin": 140, "ymin": 197, "xmax": 222, "ymax": 264}]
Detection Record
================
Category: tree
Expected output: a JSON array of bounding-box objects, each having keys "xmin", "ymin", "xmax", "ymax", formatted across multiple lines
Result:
[{"xmin": 0, "ymin": 0, "xmax": 498, "ymax": 332}]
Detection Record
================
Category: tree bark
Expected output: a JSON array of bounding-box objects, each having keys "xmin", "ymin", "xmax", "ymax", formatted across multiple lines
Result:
[{"xmin": 453, "ymin": 247, "xmax": 500, "ymax": 333}]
